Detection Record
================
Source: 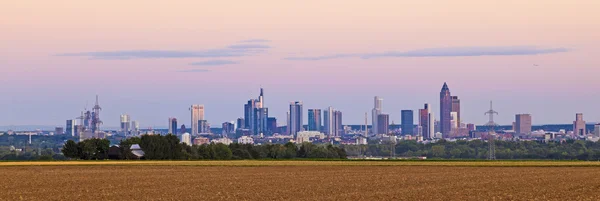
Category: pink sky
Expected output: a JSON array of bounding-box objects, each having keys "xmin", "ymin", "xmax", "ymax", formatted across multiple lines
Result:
[{"xmin": 1, "ymin": 0, "xmax": 599, "ymax": 127}]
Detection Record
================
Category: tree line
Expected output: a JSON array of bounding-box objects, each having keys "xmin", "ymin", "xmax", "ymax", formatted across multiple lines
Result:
[
  {"xmin": 61, "ymin": 134, "xmax": 347, "ymax": 160},
  {"xmin": 342, "ymin": 139, "xmax": 600, "ymax": 160}
]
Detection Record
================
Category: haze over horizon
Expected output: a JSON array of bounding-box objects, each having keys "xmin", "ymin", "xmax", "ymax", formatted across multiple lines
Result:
[{"xmin": 2, "ymin": 0, "xmax": 599, "ymax": 128}]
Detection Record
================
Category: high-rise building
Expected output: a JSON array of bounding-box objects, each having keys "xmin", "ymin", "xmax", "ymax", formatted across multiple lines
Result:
[
  {"xmin": 120, "ymin": 114, "xmax": 131, "ymax": 133},
  {"xmin": 199, "ymin": 120, "xmax": 210, "ymax": 133},
  {"xmin": 323, "ymin": 107, "xmax": 337, "ymax": 138},
  {"xmin": 377, "ymin": 114, "xmax": 389, "ymax": 134},
  {"xmin": 451, "ymin": 96, "xmax": 460, "ymax": 126},
  {"xmin": 594, "ymin": 124, "xmax": 600, "ymax": 138},
  {"xmin": 236, "ymin": 118, "xmax": 245, "ymax": 130},
  {"xmin": 308, "ymin": 109, "xmax": 322, "ymax": 132},
  {"xmin": 333, "ymin": 110, "xmax": 343, "ymax": 137},
  {"xmin": 289, "ymin": 101, "xmax": 303, "ymax": 136},
  {"xmin": 131, "ymin": 121, "xmax": 140, "ymax": 135},
  {"xmin": 515, "ymin": 114, "xmax": 532, "ymax": 136},
  {"xmin": 55, "ymin": 127, "xmax": 64, "ymax": 135},
  {"xmin": 450, "ymin": 112, "xmax": 459, "ymax": 129},
  {"xmin": 401, "ymin": 110, "xmax": 414, "ymax": 135},
  {"xmin": 66, "ymin": 119, "xmax": 75, "ymax": 137},
  {"xmin": 573, "ymin": 113, "xmax": 586, "ymax": 136},
  {"xmin": 429, "ymin": 112, "xmax": 435, "ymax": 139},
  {"xmin": 180, "ymin": 124, "xmax": 186, "ymax": 134},
  {"xmin": 181, "ymin": 133, "xmax": 191, "ymax": 145},
  {"xmin": 190, "ymin": 105, "xmax": 205, "ymax": 136},
  {"xmin": 267, "ymin": 117, "xmax": 277, "ymax": 134},
  {"xmin": 168, "ymin": 118, "xmax": 178, "ymax": 134},
  {"xmin": 244, "ymin": 88, "xmax": 268, "ymax": 135},
  {"xmin": 440, "ymin": 82, "xmax": 452, "ymax": 138},
  {"xmin": 372, "ymin": 96, "xmax": 383, "ymax": 135},
  {"xmin": 419, "ymin": 104, "xmax": 435, "ymax": 139},
  {"xmin": 222, "ymin": 122, "xmax": 234, "ymax": 136}
]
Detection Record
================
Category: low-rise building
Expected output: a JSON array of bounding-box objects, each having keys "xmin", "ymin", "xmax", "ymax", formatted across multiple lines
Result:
[
  {"xmin": 238, "ymin": 136, "xmax": 254, "ymax": 144},
  {"xmin": 193, "ymin": 137, "xmax": 210, "ymax": 145},
  {"xmin": 296, "ymin": 131, "xmax": 325, "ymax": 143}
]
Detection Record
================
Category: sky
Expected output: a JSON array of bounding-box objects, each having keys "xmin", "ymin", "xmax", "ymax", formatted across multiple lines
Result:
[{"xmin": 1, "ymin": 0, "xmax": 600, "ymax": 129}]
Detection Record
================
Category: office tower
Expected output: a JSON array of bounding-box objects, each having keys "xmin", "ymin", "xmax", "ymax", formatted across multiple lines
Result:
[
  {"xmin": 199, "ymin": 120, "xmax": 210, "ymax": 133},
  {"xmin": 440, "ymin": 82, "xmax": 452, "ymax": 138},
  {"xmin": 573, "ymin": 113, "xmax": 586, "ymax": 136},
  {"xmin": 236, "ymin": 118, "xmax": 245, "ymax": 130},
  {"xmin": 180, "ymin": 124, "xmax": 186, "ymax": 134},
  {"xmin": 190, "ymin": 104, "xmax": 205, "ymax": 136},
  {"xmin": 401, "ymin": 110, "xmax": 414, "ymax": 135},
  {"xmin": 267, "ymin": 117, "xmax": 277, "ymax": 134},
  {"xmin": 55, "ymin": 127, "xmax": 64, "ymax": 135},
  {"xmin": 308, "ymin": 109, "xmax": 322, "ymax": 131},
  {"xmin": 372, "ymin": 96, "xmax": 383, "ymax": 135},
  {"xmin": 120, "ymin": 114, "xmax": 131, "ymax": 133},
  {"xmin": 66, "ymin": 119, "xmax": 75, "ymax": 136},
  {"xmin": 181, "ymin": 133, "xmax": 191, "ymax": 145},
  {"xmin": 324, "ymin": 107, "xmax": 334, "ymax": 138},
  {"xmin": 451, "ymin": 96, "xmax": 460, "ymax": 126},
  {"xmin": 419, "ymin": 105, "xmax": 429, "ymax": 137},
  {"xmin": 286, "ymin": 111, "xmax": 290, "ymax": 135},
  {"xmin": 595, "ymin": 124, "xmax": 600, "ymax": 138},
  {"xmin": 168, "ymin": 118, "xmax": 178, "ymax": 134},
  {"xmin": 377, "ymin": 114, "xmax": 389, "ymax": 134},
  {"xmin": 131, "ymin": 121, "xmax": 140, "ymax": 135},
  {"xmin": 450, "ymin": 112, "xmax": 458, "ymax": 129},
  {"xmin": 244, "ymin": 88, "xmax": 268, "ymax": 134},
  {"xmin": 333, "ymin": 110, "xmax": 343, "ymax": 137},
  {"xmin": 222, "ymin": 122, "xmax": 234, "ymax": 136},
  {"xmin": 515, "ymin": 114, "xmax": 532, "ymax": 136},
  {"xmin": 429, "ymin": 112, "xmax": 435, "ymax": 139},
  {"xmin": 289, "ymin": 101, "xmax": 303, "ymax": 136}
]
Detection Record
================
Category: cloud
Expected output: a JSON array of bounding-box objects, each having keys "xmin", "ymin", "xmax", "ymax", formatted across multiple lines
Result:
[
  {"xmin": 177, "ymin": 69, "xmax": 211, "ymax": 73},
  {"xmin": 189, "ymin": 60, "xmax": 239, "ymax": 66},
  {"xmin": 239, "ymin": 39, "xmax": 270, "ymax": 43},
  {"xmin": 57, "ymin": 42, "xmax": 270, "ymax": 60},
  {"xmin": 284, "ymin": 46, "xmax": 569, "ymax": 61}
]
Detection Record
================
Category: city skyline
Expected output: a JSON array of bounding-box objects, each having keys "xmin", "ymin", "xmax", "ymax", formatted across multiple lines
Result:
[{"xmin": 1, "ymin": 0, "xmax": 599, "ymax": 127}]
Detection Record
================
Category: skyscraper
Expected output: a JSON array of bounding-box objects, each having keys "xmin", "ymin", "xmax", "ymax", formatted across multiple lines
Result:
[
  {"xmin": 308, "ymin": 109, "xmax": 322, "ymax": 132},
  {"xmin": 168, "ymin": 118, "xmax": 178, "ymax": 134},
  {"xmin": 66, "ymin": 119, "xmax": 75, "ymax": 137},
  {"xmin": 419, "ymin": 104, "xmax": 435, "ymax": 139},
  {"xmin": 199, "ymin": 120, "xmax": 210, "ymax": 133},
  {"xmin": 236, "ymin": 118, "xmax": 245, "ymax": 130},
  {"xmin": 190, "ymin": 104, "xmax": 205, "ymax": 136},
  {"xmin": 333, "ymin": 110, "xmax": 343, "ymax": 137},
  {"xmin": 180, "ymin": 124, "xmax": 186, "ymax": 134},
  {"xmin": 120, "ymin": 114, "xmax": 131, "ymax": 133},
  {"xmin": 131, "ymin": 121, "xmax": 140, "ymax": 135},
  {"xmin": 244, "ymin": 88, "xmax": 268, "ymax": 135},
  {"xmin": 324, "ymin": 107, "xmax": 334, "ymax": 138},
  {"xmin": 401, "ymin": 110, "xmax": 414, "ymax": 135},
  {"xmin": 222, "ymin": 122, "xmax": 234, "ymax": 136},
  {"xmin": 573, "ymin": 113, "xmax": 586, "ymax": 136},
  {"xmin": 267, "ymin": 117, "xmax": 277, "ymax": 134},
  {"xmin": 451, "ymin": 96, "xmax": 460, "ymax": 126},
  {"xmin": 515, "ymin": 114, "xmax": 532, "ymax": 136},
  {"xmin": 372, "ymin": 96, "xmax": 383, "ymax": 135},
  {"xmin": 289, "ymin": 101, "xmax": 303, "ymax": 136},
  {"xmin": 377, "ymin": 114, "xmax": 389, "ymax": 135},
  {"xmin": 595, "ymin": 124, "xmax": 600, "ymax": 138},
  {"xmin": 440, "ymin": 82, "xmax": 452, "ymax": 138}
]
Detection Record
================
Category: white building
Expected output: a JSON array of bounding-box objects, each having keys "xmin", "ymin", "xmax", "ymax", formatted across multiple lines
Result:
[
  {"xmin": 372, "ymin": 96, "xmax": 383, "ymax": 135},
  {"xmin": 450, "ymin": 112, "xmax": 458, "ymax": 129},
  {"xmin": 211, "ymin": 138, "xmax": 233, "ymax": 145},
  {"xmin": 296, "ymin": 131, "xmax": 325, "ymax": 143},
  {"xmin": 180, "ymin": 133, "xmax": 191, "ymax": 145},
  {"xmin": 238, "ymin": 136, "xmax": 254, "ymax": 144},
  {"xmin": 190, "ymin": 104, "xmax": 205, "ymax": 136}
]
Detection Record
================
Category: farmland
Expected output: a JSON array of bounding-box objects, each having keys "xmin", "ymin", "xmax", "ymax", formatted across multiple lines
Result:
[{"xmin": 1, "ymin": 161, "xmax": 600, "ymax": 200}]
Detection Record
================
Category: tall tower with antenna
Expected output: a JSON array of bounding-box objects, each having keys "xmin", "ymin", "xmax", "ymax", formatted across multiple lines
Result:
[
  {"xmin": 91, "ymin": 95, "xmax": 102, "ymax": 137},
  {"xmin": 484, "ymin": 101, "xmax": 498, "ymax": 160}
]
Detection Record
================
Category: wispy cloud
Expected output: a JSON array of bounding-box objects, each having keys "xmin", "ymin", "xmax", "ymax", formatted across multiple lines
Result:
[
  {"xmin": 284, "ymin": 46, "xmax": 569, "ymax": 61},
  {"xmin": 177, "ymin": 69, "xmax": 211, "ymax": 73},
  {"xmin": 57, "ymin": 42, "xmax": 271, "ymax": 60},
  {"xmin": 190, "ymin": 60, "xmax": 239, "ymax": 66},
  {"xmin": 239, "ymin": 39, "xmax": 270, "ymax": 43}
]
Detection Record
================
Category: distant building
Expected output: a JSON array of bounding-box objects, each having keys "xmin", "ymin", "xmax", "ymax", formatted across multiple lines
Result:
[
  {"xmin": 324, "ymin": 107, "xmax": 343, "ymax": 138},
  {"xmin": 180, "ymin": 124, "xmax": 186, "ymax": 134},
  {"xmin": 190, "ymin": 104, "xmax": 205, "ymax": 136},
  {"xmin": 450, "ymin": 112, "xmax": 459, "ymax": 129},
  {"xmin": 267, "ymin": 117, "xmax": 277, "ymax": 134},
  {"xmin": 238, "ymin": 136, "xmax": 254, "ymax": 144},
  {"xmin": 296, "ymin": 131, "xmax": 325, "ymax": 143},
  {"xmin": 180, "ymin": 133, "xmax": 191, "ymax": 145},
  {"xmin": 451, "ymin": 96, "xmax": 460, "ymax": 126},
  {"xmin": 66, "ymin": 120, "xmax": 75, "ymax": 137},
  {"xmin": 222, "ymin": 122, "xmax": 235, "ymax": 136},
  {"xmin": 236, "ymin": 118, "xmax": 245, "ymax": 131},
  {"xmin": 594, "ymin": 124, "xmax": 600, "ymax": 138},
  {"xmin": 333, "ymin": 110, "xmax": 343, "ymax": 137},
  {"xmin": 372, "ymin": 96, "xmax": 383, "ymax": 135},
  {"xmin": 168, "ymin": 118, "xmax": 178, "ymax": 134},
  {"xmin": 289, "ymin": 101, "xmax": 303, "ymax": 136},
  {"xmin": 193, "ymin": 137, "xmax": 210, "ymax": 145},
  {"xmin": 244, "ymin": 88, "xmax": 268, "ymax": 135},
  {"xmin": 131, "ymin": 121, "xmax": 140, "ymax": 135},
  {"xmin": 573, "ymin": 113, "xmax": 586, "ymax": 136},
  {"xmin": 515, "ymin": 114, "xmax": 532, "ymax": 136},
  {"xmin": 377, "ymin": 114, "xmax": 389, "ymax": 134},
  {"xmin": 401, "ymin": 110, "xmax": 414, "ymax": 135},
  {"xmin": 308, "ymin": 109, "xmax": 322, "ymax": 132},
  {"xmin": 120, "ymin": 114, "xmax": 131, "ymax": 133},
  {"xmin": 199, "ymin": 120, "xmax": 210, "ymax": 133},
  {"xmin": 467, "ymin": 123, "xmax": 476, "ymax": 131},
  {"xmin": 440, "ymin": 82, "xmax": 452, "ymax": 138},
  {"xmin": 55, "ymin": 127, "xmax": 64, "ymax": 135},
  {"xmin": 211, "ymin": 138, "xmax": 233, "ymax": 145}
]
